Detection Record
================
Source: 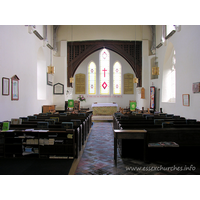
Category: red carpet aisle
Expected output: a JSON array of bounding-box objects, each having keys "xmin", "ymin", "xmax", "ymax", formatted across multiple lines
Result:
[
  {"xmin": 75, "ymin": 122, "xmax": 200, "ymax": 175},
  {"xmin": 75, "ymin": 122, "xmax": 116, "ymax": 175}
]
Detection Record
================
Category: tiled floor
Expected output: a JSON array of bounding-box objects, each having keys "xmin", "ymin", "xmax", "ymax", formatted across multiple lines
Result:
[{"xmin": 75, "ymin": 122, "xmax": 200, "ymax": 175}]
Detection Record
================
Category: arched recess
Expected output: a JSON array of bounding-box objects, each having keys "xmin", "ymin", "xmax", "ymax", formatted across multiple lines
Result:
[
  {"xmin": 37, "ymin": 47, "xmax": 46, "ymax": 100},
  {"xmin": 67, "ymin": 40, "xmax": 142, "ymax": 87}
]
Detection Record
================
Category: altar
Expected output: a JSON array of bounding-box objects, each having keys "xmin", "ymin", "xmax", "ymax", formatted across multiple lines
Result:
[{"xmin": 91, "ymin": 103, "xmax": 118, "ymax": 116}]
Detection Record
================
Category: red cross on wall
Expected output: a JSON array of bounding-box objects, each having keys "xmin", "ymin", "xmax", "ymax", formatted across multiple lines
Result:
[{"xmin": 102, "ymin": 68, "xmax": 107, "ymax": 77}]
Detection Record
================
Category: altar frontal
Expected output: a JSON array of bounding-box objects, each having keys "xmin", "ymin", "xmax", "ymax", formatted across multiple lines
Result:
[{"xmin": 92, "ymin": 103, "xmax": 118, "ymax": 116}]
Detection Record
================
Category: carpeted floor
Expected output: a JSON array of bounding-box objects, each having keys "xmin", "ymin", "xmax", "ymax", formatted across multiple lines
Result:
[
  {"xmin": 92, "ymin": 115, "xmax": 113, "ymax": 122},
  {"xmin": 75, "ymin": 122, "xmax": 200, "ymax": 175}
]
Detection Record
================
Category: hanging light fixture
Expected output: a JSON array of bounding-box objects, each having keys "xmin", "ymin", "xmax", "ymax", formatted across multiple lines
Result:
[
  {"xmin": 47, "ymin": 46, "xmax": 55, "ymax": 74},
  {"xmin": 134, "ymin": 25, "xmax": 138, "ymax": 84},
  {"xmin": 47, "ymin": 66, "xmax": 55, "ymax": 74},
  {"xmin": 70, "ymin": 25, "xmax": 74, "ymax": 84},
  {"xmin": 152, "ymin": 48, "xmax": 159, "ymax": 76},
  {"xmin": 133, "ymin": 77, "xmax": 138, "ymax": 83}
]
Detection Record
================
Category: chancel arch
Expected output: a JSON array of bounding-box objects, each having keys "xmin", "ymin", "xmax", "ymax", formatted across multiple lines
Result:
[{"xmin": 67, "ymin": 40, "xmax": 142, "ymax": 87}]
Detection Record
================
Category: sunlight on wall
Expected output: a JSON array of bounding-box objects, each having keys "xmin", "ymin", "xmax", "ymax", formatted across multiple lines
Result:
[
  {"xmin": 37, "ymin": 47, "xmax": 46, "ymax": 100},
  {"xmin": 162, "ymin": 42, "xmax": 176, "ymax": 103}
]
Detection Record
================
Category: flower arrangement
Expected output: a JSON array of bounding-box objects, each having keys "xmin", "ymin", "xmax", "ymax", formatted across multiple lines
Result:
[{"xmin": 77, "ymin": 95, "xmax": 86, "ymax": 102}]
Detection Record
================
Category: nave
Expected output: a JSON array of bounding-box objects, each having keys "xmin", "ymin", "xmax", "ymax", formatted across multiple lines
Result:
[{"xmin": 74, "ymin": 122, "xmax": 200, "ymax": 175}]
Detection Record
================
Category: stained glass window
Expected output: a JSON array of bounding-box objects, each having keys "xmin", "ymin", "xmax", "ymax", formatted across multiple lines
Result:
[
  {"xmin": 113, "ymin": 61, "xmax": 121, "ymax": 95},
  {"xmin": 88, "ymin": 61, "xmax": 96, "ymax": 95},
  {"xmin": 100, "ymin": 49, "xmax": 110, "ymax": 95}
]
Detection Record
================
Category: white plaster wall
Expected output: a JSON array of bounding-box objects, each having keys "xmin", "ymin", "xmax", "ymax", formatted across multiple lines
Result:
[
  {"xmin": 53, "ymin": 41, "xmax": 69, "ymax": 110},
  {"xmin": 155, "ymin": 25, "xmax": 200, "ymax": 120},
  {"xmin": 141, "ymin": 40, "xmax": 150, "ymax": 109},
  {"xmin": 0, "ymin": 25, "xmax": 54, "ymax": 121},
  {"xmin": 57, "ymin": 25, "xmax": 152, "ymax": 42}
]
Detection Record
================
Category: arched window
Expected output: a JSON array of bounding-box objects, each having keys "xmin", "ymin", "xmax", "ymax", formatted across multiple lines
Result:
[
  {"xmin": 100, "ymin": 49, "xmax": 110, "ymax": 95},
  {"xmin": 88, "ymin": 61, "xmax": 96, "ymax": 95},
  {"xmin": 113, "ymin": 61, "xmax": 121, "ymax": 95}
]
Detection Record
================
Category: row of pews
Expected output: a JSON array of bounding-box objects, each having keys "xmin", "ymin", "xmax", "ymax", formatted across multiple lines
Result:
[
  {"xmin": 113, "ymin": 112, "xmax": 200, "ymax": 164},
  {"xmin": 0, "ymin": 111, "xmax": 92, "ymax": 160}
]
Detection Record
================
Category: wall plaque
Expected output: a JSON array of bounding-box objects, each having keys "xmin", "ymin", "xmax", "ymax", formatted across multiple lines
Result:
[
  {"xmin": 53, "ymin": 83, "xmax": 64, "ymax": 95},
  {"xmin": 75, "ymin": 73, "xmax": 85, "ymax": 94},
  {"xmin": 11, "ymin": 75, "xmax": 20, "ymax": 101},
  {"xmin": 124, "ymin": 73, "xmax": 133, "ymax": 94},
  {"xmin": 141, "ymin": 87, "xmax": 145, "ymax": 99},
  {"xmin": 193, "ymin": 82, "xmax": 200, "ymax": 93}
]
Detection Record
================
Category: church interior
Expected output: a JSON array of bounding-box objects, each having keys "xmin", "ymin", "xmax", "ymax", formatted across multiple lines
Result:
[
  {"xmin": 1, "ymin": 25, "xmax": 200, "ymax": 121},
  {"xmin": 0, "ymin": 4, "xmax": 199, "ymax": 198}
]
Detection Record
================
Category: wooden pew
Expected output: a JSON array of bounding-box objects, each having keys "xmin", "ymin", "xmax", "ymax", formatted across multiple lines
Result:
[
  {"xmin": 117, "ymin": 120, "xmax": 186, "ymax": 130},
  {"xmin": 22, "ymin": 120, "xmax": 85, "ymax": 149},
  {"xmin": 113, "ymin": 112, "xmax": 200, "ymax": 162},
  {"xmin": 113, "ymin": 129, "xmax": 147, "ymax": 165},
  {"xmin": 2, "ymin": 129, "xmax": 77, "ymax": 159},
  {"xmin": 145, "ymin": 128, "xmax": 200, "ymax": 161},
  {"xmin": 114, "ymin": 127, "xmax": 200, "ymax": 164},
  {"xmin": 119, "ymin": 122, "xmax": 200, "ymax": 130},
  {"xmin": 113, "ymin": 112, "xmax": 186, "ymax": 133},
  {"xmin": 35, "ymin": 113, "xmax": 92, "ymax": 136},
  {"xmin": 21, "ymin": 113, "xmax": 92, "ymax": 148},
  {"xmin": 9, "ymin": 125, "xmax": 80, "ymax": 158},
  {"xmin": 3, "ymin": 112, "xmax": 93, "ymax": 160}
]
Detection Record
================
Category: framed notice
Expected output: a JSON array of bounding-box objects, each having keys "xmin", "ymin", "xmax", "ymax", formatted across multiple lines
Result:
[
  {"xmin": 182, "ymin": 94, "xmax": 190, "ymax": 106},
  {"xmin": 193, "ymin": 82, "xmax": 200, "ymax": 93},
  {"xmin": 150, "ymin": 86, "xmax": 156, "ymax": 110},
  {"xmin": 53, "ymin": 83, "xmax": 64, "ymax": 95},
  {"xmin": 11, "ymin": 75, "xmax": 20, "ymax": 101},
  {"xmin": 47, "ymin": 73, "xmax": 53, "ymax": 86},
  {"xmin": 2, "ymin": 77, "xmax": 10, "ymax": 95}
]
